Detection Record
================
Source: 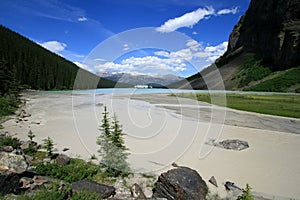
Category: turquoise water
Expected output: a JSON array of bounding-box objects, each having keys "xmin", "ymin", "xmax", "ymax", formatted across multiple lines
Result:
[
  {"xmin": 38, "ymin": 88, "xmax": 299, "ymax": 95},
  {"xmin": 73, "ymin": 88, "xmax": 198, "ymax": 94}
]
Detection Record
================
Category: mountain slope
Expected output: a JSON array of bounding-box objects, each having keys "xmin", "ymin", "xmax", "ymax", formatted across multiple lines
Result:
[
  {"xmin": 170, "ymin": 0, "xmax": 300, "ymax": 92},
  {"xmin": 0, "ymin": 25, "xmax": 128, "ymax": 90}
]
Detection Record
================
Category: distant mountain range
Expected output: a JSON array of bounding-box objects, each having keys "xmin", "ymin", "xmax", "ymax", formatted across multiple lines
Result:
[{"xmin": 99, "ymin": 72, "xmax": 184, "ymax": 87}]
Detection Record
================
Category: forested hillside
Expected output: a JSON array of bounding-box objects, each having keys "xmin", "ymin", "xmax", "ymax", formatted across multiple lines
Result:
[{"xmin": 0, "ymin": 25, "xmax": 122, "ymax": 90}]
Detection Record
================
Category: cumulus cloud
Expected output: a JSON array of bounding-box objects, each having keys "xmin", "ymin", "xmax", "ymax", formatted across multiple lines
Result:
[
  {"xmin": 78, "ymin": 16, "xmax": 88, "ymax": 21},
  {"xmin": 40, "ymin": 41, "xmax": 67, "ymax": 53},
  {"xmin": 156, "ymin": 7, "xmax": 215, "ymax": 33},
  {"xmin": 217, "ymin": 7, "xmax": 238, "ymax": 15},
  {"xmin": 205, "ymin": 41, "xmax": 228, "ymax": 62}
]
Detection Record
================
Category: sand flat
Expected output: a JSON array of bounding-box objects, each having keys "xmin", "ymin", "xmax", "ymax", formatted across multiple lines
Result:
[{"xmin": 1, "ymin": 91, "xmax": 300, "ymax": 199}]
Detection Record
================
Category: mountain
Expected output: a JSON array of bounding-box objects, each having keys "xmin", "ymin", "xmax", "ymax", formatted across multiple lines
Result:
[
  {"xmin": 170, "ymin": 0, "xmax": 300, "ymax": 92},
  {"xmin": 0, "ymin": 25, "xmax": 130, "ymax": 90},
  {"xmin": 99, "ymin": 72, "xmax": 184, "ymax": 87}
]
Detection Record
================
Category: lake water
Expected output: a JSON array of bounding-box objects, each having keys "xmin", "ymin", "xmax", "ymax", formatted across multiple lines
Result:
[{"xmin": 39, "ymin": 88, "xmax": 299, "ymax": 95}]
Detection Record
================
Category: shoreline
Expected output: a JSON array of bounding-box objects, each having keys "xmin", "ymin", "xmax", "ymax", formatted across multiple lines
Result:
[{"xmin": 1, "ymin": 91, "xmax": 300, "ymax": 199}]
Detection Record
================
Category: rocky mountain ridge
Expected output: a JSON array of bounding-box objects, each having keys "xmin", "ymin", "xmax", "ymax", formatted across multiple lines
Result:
[
  {"xmin": 217, "ymin": 0, "xmax": 300, "ymax": 69},
  {"xmin": 100, "ymin": 72, "xmax": 184, "ymax": 87}
]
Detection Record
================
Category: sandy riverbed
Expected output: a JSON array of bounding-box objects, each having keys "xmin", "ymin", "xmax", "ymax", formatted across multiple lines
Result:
[{"xmin": 1, "ymin": 91, "xmax": 300, "ymax": 199}]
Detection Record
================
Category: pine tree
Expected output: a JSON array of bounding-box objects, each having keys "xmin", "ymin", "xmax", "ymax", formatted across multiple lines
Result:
[
  {"xmin": 27, "ymin": 130, "xmax": 35, "ymax": 142},
  {"xmin": 109, "ymin": 113, "xmax": 130, "ymax": 176},
  {"xmin": 97, "ymin": 105, "xmax": 112, "ymax": 166},
  {"xmin": 43, "ymin": 137, "xmax": 54, "ymax": 157},
  {"xmin": 97, "ymin": 106, "xmax": 130, "ymax": 177}
]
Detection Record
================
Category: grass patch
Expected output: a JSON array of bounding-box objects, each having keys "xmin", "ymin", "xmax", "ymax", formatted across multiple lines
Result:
[
  {"xmin": 232, "ymin": 57, "xmax": 272, "ymax": 88},
  {"xmin": 245, "ymin": 67, "xmax": 300, "ymax": 92},
  {"xmin": 172, "ymin": 92, "xmax": 300, "ymax": 118}
]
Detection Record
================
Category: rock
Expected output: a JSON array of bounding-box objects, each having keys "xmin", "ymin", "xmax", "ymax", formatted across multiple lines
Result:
[
  {"xmin": 72, "ymin": 180, "xmax": 116, "ymax": 199},
  {"xmin": 209, "ymin": 176, "xmax": 218, "ymax": 187},
  {"xmin": 218, "ymin": 139, "xmax": 249, "ymax": 151},
  {"xmin": 32, "ymin": 175, "xmax": 54, "ymax": 186},
  {"xmin": 132, "ymin": 183, "xmax": 147, "ymax": 199},
  {"xmin": 24, "ymin": 155, "xmax": 33, "ymax": 165},
  {"xmin": 206, "ymin": 139, "xmax": 249, "ymax": 151},
  {"xmin": 152, "ymin": 166, "xmax": 208, "ymax": 200},
  {"xmin": 0, "ymin": 152, "xmax": 28, "ymax": 173},
  {"xmin": 56, "ymin": 154, "xmax": 70, "ymax": 165},
  {"xmin": 224, "ymin": 181, "xmax": 244, "ymax": 197},
  {"xmin": 20, "ymin": 142, "xmax": 30, "ymax": 150},
  {"xmin": 218, "ymin": 0, "xmax": 300, "ymax": 69},
  {"xmin": 171, "ymin": 162, "xmax": 179, "ymax": 167},
  {"xmin": 2, "ymin": 146, "xmax": 14, "ymax": 153},
  {"xmin": 0, "ymin": 171, "xmax": 20, "ymax": 195},
  {"xmin": 43, "ymin": 158, "xmax": 51, "ymax": 164},
  {"xmin": 19, "ymin": 177, "xmax": 34, "ymax": 189},
  {"xmin": 62, "ymin": 147, "xmax": 69, "ymax": 152}
]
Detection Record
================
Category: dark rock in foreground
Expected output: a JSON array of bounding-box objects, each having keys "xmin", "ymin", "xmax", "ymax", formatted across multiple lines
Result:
[
  {"xmin": 72, "ymin": 180, "xmax": 116, "ymax": 199},
  {"xmin": 152, "ymin": 166, "xmax": 208, "ymax": 200},
  {"xmin": 56, "ymin": 154, "xmax": 70, "ymax": 165},
  {"xmin": 0, "ymin": 171, "xmax": 20, "ymax": 195}
]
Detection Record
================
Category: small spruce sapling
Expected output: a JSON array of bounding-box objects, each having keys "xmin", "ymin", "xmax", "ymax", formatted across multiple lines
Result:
[
  {"xmin": 43, "ymin": 137, "xmax": 55, "ymax": 157},
  {"xmin": 27, "ymin": 130, "xmax": 35, "ymax": 142}
]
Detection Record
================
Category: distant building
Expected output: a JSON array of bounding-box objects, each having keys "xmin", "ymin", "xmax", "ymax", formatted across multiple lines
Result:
[{"xmin": 134, "ymin": 85, "xmax": 152, "ymax": 89}]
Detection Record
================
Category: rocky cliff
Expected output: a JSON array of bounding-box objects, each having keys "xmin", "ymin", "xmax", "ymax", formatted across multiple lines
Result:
[{"xmin": 218, "ymin": 0, "xmax": 300, "ymax": 70}]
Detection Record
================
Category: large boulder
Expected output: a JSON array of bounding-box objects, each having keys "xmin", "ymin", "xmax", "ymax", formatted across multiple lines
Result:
[
  {"xmin": 0, "ymin": 152, "xmax": 28, "ymax": 173},
  {"xmin": 0, "ymin": 171, "xmax": 20, "ymax": 195},
  {"xmin": 56, "ymin": 154, "xmax": 70, "ymax": 165},
  {"xmin": 152, "ymin": 166, "xmax": 208, "ymax": 200},
  {"xmin": 72, "ymin": 180, "xmax": 116, "ymax": 199}
]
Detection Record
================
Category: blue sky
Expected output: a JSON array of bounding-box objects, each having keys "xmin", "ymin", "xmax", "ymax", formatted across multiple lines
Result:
[{"xmin": 0, "ymin": 0, "xmax": 250, "ymax": 77}]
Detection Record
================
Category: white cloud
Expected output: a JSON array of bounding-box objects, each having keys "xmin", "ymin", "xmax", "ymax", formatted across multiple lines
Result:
[
  {"xmin": 156, "ymin": 7, "xmax": 215, "ymax": 33},
  {"xmin": 93, "ymin": 58, "xmax": 107, "ymax": 62},
  {"xmin": 123, "ymin": 44, "xmax": 130, "ymax": 51},
  {"xmin": 74, "ymin": 61, "xmax": 93, "ymax": 72},
  {"xmin": 92, "ymin": 40, "xmax": 228, "ymax": 76},
  {"xmin": 217, "ymin": 7, "xmax": 238, "ymax": 15},
  {"xmin": 186, "ymin": 39, "xmax": 201, "ymax": 51},
  {"xmin": 156, "ymin": 6, "xmax": 239, "ymax": 33},
  {"xmin": 78, "ymin": 16, "xmax": 88, "ymax": 21},
  {"xmin": 204, "ymin": 41, "xmax": 228, "ymax": 62},
  {"xmin": 40, "ymin": 41, "xmax": 67, "ymax": 53}
]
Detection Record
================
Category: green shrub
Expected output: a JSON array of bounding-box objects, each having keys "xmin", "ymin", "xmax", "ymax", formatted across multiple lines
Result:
[
  {"xmin": 0, "ymin": 95, "xmax": 20, "ymax": 118},
  {"xmin": 0, "ymin": 134, "xmax": 21, "ymax": 149},
  {"xmin": 35, "ymin": 158, "xmax": 100, "ymax": 183},
  {"xmin": 237, "ymin": 184, "xmax": 254, "ymax": 200}
]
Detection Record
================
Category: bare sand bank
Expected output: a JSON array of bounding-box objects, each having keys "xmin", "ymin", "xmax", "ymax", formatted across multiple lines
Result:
[{"xmin": 1, "ymin": 91, "xmax": 300, "ymax": 199}]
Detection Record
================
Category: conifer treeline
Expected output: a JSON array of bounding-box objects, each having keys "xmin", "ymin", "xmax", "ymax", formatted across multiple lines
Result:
[{"xmin": 0, "ymin": 25, "xmax": 120, "ymax": 90}]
